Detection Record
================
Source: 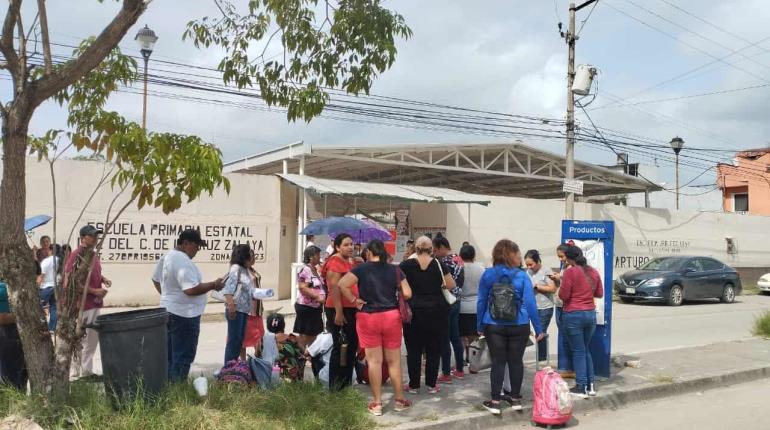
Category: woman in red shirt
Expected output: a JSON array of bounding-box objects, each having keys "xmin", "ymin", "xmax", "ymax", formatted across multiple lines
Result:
[
  {"xmin": 322, "ymin": 233, "xmax": 358, "ymax": 390},
  {"xmin": 558, "ymin": 245, "xmax": 603, "ymax": 398}
]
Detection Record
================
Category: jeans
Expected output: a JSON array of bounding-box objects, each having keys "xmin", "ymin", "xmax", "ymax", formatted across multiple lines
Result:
[
  {"xmin": 483, "ymin": 324, "xmax": 529, "ymax": 401},
  {"xmin": 563, "ymin": 310, "xmax": 597, "ymax": 387},
  {"xmin": 537, "ymin": 308, "xmax": 554, "ymax": 362},
  {"xmin": 404, "ymin": 307, "xmax": 447, "ymax": 389},
  {"xmin": 441, "ymin": 301, "xmax": 464, "ymax": 374},
  {"xmin": 167, "ymin": 313, "xmax": 201, "ymax": 383},
  {"xmin": 325, "ymin": 307, "xmax": 358, "ymax": 391},
  {"xmin": 0, "ymin": 324, "xmax": 27, "ymax": 390},
  {"xmin": 555, "ymin": 307, "xmax": 574, "ymax": 372},
  {"xmin": 38, "ymin": 287, "xmax": 57, "ymax": 331},
  {"xmin": 224, "ymin": 311, "xmax": 249, "ymax": 364}
]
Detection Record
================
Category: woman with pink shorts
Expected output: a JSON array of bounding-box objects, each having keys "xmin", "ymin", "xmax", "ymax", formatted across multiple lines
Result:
[{"xmin": 339, "ymin": 240, "xmax": 413, "ymax": 417}]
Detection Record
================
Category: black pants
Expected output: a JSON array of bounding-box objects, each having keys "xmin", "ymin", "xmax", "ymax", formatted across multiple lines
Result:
[
  {"xmin": 0, "ymin": 324, "xmax": 28, "ymax": 390},
  {"xmin": 325, "ymin": 307, "xmax": 358, "ymax": 391},
  {"xmin": 404, "ymin": 307, "xmax": 448, "ymax": 389},
  {"xmin": 484, "ymin": 324, "xmax": 529, "ymax": 401}
]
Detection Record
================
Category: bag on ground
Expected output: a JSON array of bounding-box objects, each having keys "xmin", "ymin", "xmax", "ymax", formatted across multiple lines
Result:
[
  {"xmin": 354, "ymin": 347, "xmax": 389, "ymax": 385},
  {"xmin": 247, "ymin": 355, "xmax": 274, "ymax": 388},
  {"xmin": 532, "ymin": 368, "xmax": 573, "ymax": 426},
  {"xmin": 468, "ymin": 337, "xmax": 492, "ymax": 373},
  {"xmin": 216, "ymin": 359, "xmax": 253, "ymax": 385}
]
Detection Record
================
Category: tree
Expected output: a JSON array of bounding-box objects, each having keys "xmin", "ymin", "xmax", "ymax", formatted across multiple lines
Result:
[{"xmin": 0, "ymin": 0, "xmax": 410, "ymax": 402}]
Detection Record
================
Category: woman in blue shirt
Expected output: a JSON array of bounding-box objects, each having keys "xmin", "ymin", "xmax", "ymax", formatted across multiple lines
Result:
[
  {"xmin": 0, "ymin": 281, "xmax": 28, "ymax": 390},
  {"xmin": 476, "ymin": 240, "xmax": 544, "ymax": 415}
]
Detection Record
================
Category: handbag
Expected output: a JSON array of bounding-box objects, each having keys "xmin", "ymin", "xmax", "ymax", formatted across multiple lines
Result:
[
  {"xmin": 435, "ymin": 258, "xmax": 457, "ymax": 305},
  {"xmin": 396, "ymin": 267, "xmax": 412, "ymax": 323},
  {"xmin": 211, "ymin": 267, "xmax": 244, "ymax": 303},
  {"xmin": 468, "ymin": 336, "xmax": 492, "ymax": 373}
]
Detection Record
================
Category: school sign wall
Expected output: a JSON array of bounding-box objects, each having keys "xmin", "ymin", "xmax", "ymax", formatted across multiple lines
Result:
[{"xmin": 87, "ymin": 221, "xmax": 268, "ymax": 264}]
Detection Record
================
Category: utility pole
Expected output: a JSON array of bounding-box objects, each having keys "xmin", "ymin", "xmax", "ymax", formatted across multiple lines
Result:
[
  {"xmin": 565, "ymin": 3, "xmax": 577, "ymax": 219},
  {"xmin": 563, "ymin": 0, "xmax": 598, "ymax": 219}
]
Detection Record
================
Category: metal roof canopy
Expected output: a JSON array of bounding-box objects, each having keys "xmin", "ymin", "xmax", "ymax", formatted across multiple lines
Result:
[
  {"xmin": 279, "ymin": 173, "xmax": 490, "ymax": 206},
  {"xmin": 226, "ymin": 141, "xmax": 659, "ymax": 199}
]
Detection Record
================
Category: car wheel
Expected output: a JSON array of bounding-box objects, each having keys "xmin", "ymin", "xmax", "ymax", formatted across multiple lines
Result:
[
  {"xmin": 667, "ymin": 285, "xmax": 684, "ymax": 306},
  {"xmin": 720, "ymin": 284, "xmax": 736, "ymax": 303},
  {"xmin": 620, "ymin": 297, "xmax": 635, "ymax": 304}
]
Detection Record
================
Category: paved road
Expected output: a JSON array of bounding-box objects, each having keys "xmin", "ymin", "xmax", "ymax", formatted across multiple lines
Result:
[
  {"xmin": 92, "ymin": 294, "xmax": 770, "ymax": 374},
  {"xmin": 542, "ymin": 378, "xmax": 770, "ymax": 430}
]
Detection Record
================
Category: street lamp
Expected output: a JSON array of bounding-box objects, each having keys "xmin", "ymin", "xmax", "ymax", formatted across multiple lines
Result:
[
  {"xmin": 670, "ymin": 136, "xmax": 685, "ymax": 210},
  {"xmin": 134, "ymin": 25, "xmax": 158, "ymax": 129}
]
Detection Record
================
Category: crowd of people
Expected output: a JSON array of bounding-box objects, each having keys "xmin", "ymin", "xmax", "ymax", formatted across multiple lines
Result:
[{"xmin": 1, "ymin": 225, "xmax": 604, "ymax": 420}]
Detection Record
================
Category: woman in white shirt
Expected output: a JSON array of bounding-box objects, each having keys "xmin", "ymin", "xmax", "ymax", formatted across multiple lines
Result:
[
  {"xmin": 37, "ymin": 244, "xmax": 62, "ymax": 332},
  {"xmin": 458, "ymin": 244, "xmax": 484, "ymax": 367},
  {"xmin": 223, "ymin": 244, "xmax": 257, "ymax": 364}
]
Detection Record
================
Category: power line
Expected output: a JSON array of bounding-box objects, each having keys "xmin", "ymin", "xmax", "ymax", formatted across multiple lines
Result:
[
  {"xmin": 603, "ymin": 0, "xmax": 770, "ymax": 85},
  {"xmin": 622, "ymin": 0, "xmax": 770, "ymax": 72},
  {"xmin": 590, "ymin": 82, "xmax": 770, "ymax": 110},
  {"xmin": 577, "ymin": 0, "xmax": 600, "ymax": 37},
  {"xmin": 657, "ymin": 0, "xmax": 770, "ymax": 56}
]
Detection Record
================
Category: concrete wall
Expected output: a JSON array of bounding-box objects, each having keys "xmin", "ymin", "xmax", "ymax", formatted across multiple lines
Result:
[
  {"xmin": 23, "ymin": 157, "xmax": 289, "ymax": 306},
  {"xmin": 446, "ymin": 196, "xmax": 770, "ymax": 281}
]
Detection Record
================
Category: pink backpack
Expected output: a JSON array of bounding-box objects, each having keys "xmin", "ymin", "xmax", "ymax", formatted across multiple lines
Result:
[
  {"xmin": 217, "ymin": 359, "xmax": 254, "ymax": 385},
  {"xmin": 532, "ymin": 368, "xmax": 573, "ymax": 426}
]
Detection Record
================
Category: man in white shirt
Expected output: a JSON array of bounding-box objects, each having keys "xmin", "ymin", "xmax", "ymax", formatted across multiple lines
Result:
[{"xmin": 152, "ymin": 229, "xmax": 223, "ymax": 382}]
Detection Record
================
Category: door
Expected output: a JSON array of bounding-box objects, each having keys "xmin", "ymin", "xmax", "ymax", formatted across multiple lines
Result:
[
  {"xmin": 682, "ymin": 259, "xmax": 709, "ymax": 299},
  {"xmin": 699, "ymin": 258, "xmax": 726, "ymax": 297}
]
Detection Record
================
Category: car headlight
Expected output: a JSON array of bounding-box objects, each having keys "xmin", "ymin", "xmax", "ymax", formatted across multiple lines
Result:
[{"xmin": 643, "ymin": 277, "xmax": 665, "ymax": 287}]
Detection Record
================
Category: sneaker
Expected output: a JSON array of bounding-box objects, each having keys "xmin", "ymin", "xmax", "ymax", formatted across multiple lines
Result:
[
  {"xmin": 403, "ymin": 384, "xmax": 419, "ymax": 394},
  {"xmin": 482, "ymin": 400, "xmax": 502, "ymax": 415},
  {"xmin": 451, "ymin": 369, "xmax": 465, "ymax": 379},
  {"xmin": 501, "ymin": 394, "xmax": 522, "ymax": 411},
  {"xmin": 368, "ymin": 402, "xmax": 383, "ymax": 416},
  {"xmin": 570, "ymin": 385, "xmax": 588, "ymax": 398},
  {"xmin": 393, "ymin": 398, "xmax": 412, "ymax": 412},
  {"xmin": 587, "ymin": 383, "xmax": 597, "ymax": 397},
  {"xmin": 427, "ymin": 385, "xmax": 441, "ymax": 394},
  {"xmin": 437, "ymin": 374, "xmax": 453, "ymax": 384}
]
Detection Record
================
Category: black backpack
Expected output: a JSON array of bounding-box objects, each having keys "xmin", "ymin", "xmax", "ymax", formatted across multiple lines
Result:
[{"xmin": 488, "ymin": 270, "xmax": 521, "ymax": 322}]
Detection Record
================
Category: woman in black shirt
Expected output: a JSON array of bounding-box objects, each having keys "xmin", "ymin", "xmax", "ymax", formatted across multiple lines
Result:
[
  {"xmin": 340, "ymin": 240, "xmax": 413, "ymax": 416},
  {"xmin": 398, "ymin": 236, "xmax": 455, "ymax": 395}
]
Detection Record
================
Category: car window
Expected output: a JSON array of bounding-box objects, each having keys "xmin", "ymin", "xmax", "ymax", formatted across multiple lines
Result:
[
  {"xmin": 640, "ymin": 257, "xmax": 686, "ymax": 271},
  {"xmin": 699, "ymin": 258, "xmax": 724, "ymax": 271},
  {"xmin": 684, "ymin": 259, "xmax": 703, "ymax": 272}
]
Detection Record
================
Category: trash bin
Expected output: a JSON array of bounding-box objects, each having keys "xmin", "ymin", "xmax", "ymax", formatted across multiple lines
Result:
[{"xmin": 90, "ymin": 308, "xmax": 168, "ymax": 405}]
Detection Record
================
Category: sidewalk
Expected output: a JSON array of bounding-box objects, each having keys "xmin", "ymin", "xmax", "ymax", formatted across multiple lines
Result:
[{"xmin": 364, "ymin": 338, "xmax": 770, "ymax": 429}]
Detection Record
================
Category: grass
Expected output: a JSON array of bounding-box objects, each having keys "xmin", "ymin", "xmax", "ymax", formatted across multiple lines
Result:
[
  {"xmin": 742, "ymin": 283, "xmax": 760, "ymax": 296},
  {"xmin": 0, "ymin": 380, "xmax": 373, "ymax": 430},
  {"xmin": 752, "ymin": 311, "xmax": 770, "ymax": 338},
  {"xmin": 648, "ymin": 374, "xmax": 675, "ymax": 384}
]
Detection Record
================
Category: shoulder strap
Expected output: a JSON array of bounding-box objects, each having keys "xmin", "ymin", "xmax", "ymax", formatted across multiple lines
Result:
[
  {"xmin": 434, "ymin": 258, "xmax": 446, "ymax": 286},
  {"xmin": 580, "ymin": 266, "xmax": 597, "ymax": 292}
]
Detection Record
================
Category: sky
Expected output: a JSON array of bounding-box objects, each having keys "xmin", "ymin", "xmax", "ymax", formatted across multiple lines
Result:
[{"xmin": 7, "ymin": 0, "xmax": 770, "ymax": 209}]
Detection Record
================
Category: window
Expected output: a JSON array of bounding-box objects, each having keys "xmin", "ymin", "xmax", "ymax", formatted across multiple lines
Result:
[
  {"xmin": 684, "ymin": 259, "xmax": 703, "ymax": 272},
  {"xmin": 734, "ymin": 193, "xmax": 749, "ymax": 212},
  {"xmin": 698, "ymin": 258, "xmax": 724, "ymax": 271}
]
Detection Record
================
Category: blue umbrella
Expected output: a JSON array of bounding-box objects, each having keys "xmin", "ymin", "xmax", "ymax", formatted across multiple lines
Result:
[
  {"xmin": 24, "ymin": 215, "xmax": 52, "ymax": 232},
  {"xmin": 300, "ymin": 217, "xmax": 369, "ymax": 236}
]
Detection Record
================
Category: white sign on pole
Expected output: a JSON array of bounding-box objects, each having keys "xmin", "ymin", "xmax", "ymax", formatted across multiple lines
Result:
[{"xmin": 563, "ymin": 179, "xmax": 584, "ymax": 195}]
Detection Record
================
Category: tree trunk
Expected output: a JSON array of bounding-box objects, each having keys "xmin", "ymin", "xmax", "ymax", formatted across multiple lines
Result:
[{"xmin": 0, "ymin": 114, "xmax": 60, "ymax": 398}]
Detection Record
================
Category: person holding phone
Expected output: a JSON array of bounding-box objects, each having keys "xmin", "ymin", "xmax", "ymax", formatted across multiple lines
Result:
[
  {"xmin": 223, "ymin": 244, "xmax": 258, "ymax": 364},
  {"xmin": 524, "ymin": 249, "xmax": 556, "ymax": 363}
]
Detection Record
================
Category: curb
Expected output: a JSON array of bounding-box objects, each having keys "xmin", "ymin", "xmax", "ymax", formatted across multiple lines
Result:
[{"xmin": 391, "ymin": 365, "xmax": 770, "ymax": 430}]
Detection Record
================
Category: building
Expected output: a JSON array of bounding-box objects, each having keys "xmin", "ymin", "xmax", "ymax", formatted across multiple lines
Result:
[
  {"xmin": 13, "ymin": 141, "xmax": 770, "ymax": 306},
  {"xmin": 717, "ymin": 148, "xmax": 770, "ymax": 216}
]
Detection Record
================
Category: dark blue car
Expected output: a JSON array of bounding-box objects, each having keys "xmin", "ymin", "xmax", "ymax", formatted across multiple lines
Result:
[{"xmin": 614, "ymin": 256, "xmax": 742, "ymax": 306}]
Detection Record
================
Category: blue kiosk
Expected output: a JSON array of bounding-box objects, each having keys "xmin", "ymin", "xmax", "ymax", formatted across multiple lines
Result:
[{"xmin": 559, "ymin": 220, "xmax": 615, "ymax": 379}]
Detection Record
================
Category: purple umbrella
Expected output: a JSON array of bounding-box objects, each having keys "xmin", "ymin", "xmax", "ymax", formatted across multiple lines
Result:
[{"xmin": 331, "ymin": 218, "xmax": 392, "ymax": 243}]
